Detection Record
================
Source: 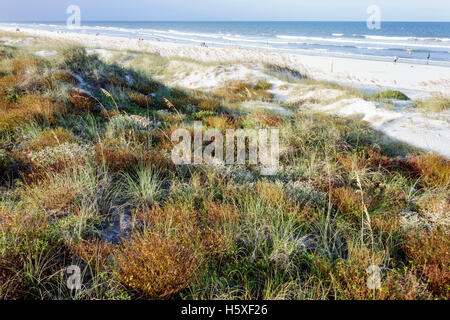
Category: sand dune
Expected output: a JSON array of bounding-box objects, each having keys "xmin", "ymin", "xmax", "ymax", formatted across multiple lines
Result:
[{"xmin": 1, "ymin": 25, "xmax": 449, "ymax": 99}]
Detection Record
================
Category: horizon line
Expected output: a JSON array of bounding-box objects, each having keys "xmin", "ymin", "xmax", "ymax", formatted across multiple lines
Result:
[{"xmin": 1, "ymin": 20, "xmax": 450, "ymax": 23}]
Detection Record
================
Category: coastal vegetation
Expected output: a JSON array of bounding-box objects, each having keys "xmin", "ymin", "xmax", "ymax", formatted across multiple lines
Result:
[{"xmin": 0, "ymin": 33, "xmax": 449, "ymax": 300}]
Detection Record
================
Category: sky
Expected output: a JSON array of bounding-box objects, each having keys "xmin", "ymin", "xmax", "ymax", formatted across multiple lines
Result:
[{"xmin": 0, "ymin": 0, "xmax": 449, "ymax": 22}]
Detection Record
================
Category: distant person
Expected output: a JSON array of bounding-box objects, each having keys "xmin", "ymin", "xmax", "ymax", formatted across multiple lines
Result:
[
  {"xmin": 427, "ymin": 53, "xmax": 431, "ymax": 65},
  {"xmin": 394, "ymin": 55, "xmax": 398, "ymax": 64}
]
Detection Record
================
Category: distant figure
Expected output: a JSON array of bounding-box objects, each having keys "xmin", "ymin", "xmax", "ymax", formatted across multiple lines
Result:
[
  {"xmin": 394, "ymin": 55, "xmax": 398, "ymax": 64},
  {"xmin": 427, "ymin": 53, "xmax": 431, "ymax": 65},
  {"xmin": 200, "ymin": 42, "xmax": 208, "ymax": 48}
]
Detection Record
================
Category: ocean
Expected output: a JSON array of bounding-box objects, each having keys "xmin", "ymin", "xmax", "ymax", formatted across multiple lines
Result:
[{"xmin": 3, "ymin": 21, "xmax": 450, "ymax": 65}]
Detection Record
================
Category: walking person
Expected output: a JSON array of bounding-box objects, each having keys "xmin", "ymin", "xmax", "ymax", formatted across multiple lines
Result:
[
  {"xmin": 427, "ymin": 53, "xmax": 431, "ymax": 65},
  {"xmin": 394, "ymin": 55, "xmax": 398, "ymax": 64}
]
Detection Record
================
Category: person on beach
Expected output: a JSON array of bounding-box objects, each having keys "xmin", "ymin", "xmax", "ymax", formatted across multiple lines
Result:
[
  {"xmin": 394, "ymin": 55, "xmax": 398, "ymax": 64},
  {"xmin": 427, "ymin": 53, "xmax": 431, "ymax": 65}
]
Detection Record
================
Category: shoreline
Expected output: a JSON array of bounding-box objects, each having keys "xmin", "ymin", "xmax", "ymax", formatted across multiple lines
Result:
[{"xmin": 1, "ymin": 25, "xmax": 449, "ymax": 98}]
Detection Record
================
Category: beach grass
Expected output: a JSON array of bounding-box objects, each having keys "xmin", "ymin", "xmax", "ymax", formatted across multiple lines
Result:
[
  {"xmin": 0, "ymin": 35, "xmax": 449, "ymax": 300},
  {"xmin": 415, "ymin": 94, "xmax": 450, "ymax": 113}
]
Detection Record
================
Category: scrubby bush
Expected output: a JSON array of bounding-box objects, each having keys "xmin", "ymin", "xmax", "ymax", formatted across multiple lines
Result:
[
  {"xmin": 408, "ymin": 153, "xmax": 450, "ymax": 188},
  {"xmin": 330, "ymin": 187, "xmax": 371, "ymax": 222},
  {"xmin": 0, "ymin": 95, "xmax": 65, "ymax": 131},
  {"xmin": 370, "ymin": 90, "xmax": 409, "ymax": 101},
  {"xmin": 193, "ymin": 110, "xmax": 216, "ymax": 120},
  {"xmin": 18, "ymin": 142, "xmax": 92, "ymax": 175},
  {"xmin": 114, "ymin": 231, "xmax": 202, "ymax": 298},
  {"xmin": 403, "ymin": 228, "xmax": 449, "ymax": 298},
  {"xmin": 68, "ymin": 87, "xmax": 95, "ymax": 112}
]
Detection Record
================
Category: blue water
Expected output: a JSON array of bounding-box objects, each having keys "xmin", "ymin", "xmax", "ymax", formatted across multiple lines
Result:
[{"xmin": 3, "ymin": 21, "xmax": 450, "ymax": 65}]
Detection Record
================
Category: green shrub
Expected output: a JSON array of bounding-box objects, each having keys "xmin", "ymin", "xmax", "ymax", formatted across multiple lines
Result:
[{"xmin": 370, "ymin": 90, "xmax": 409, "ymax": 101}]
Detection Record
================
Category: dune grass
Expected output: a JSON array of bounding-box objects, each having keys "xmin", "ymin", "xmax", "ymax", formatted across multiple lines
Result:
[
  {"xmin": 415, "ymin": 94, "xmax": 450, "ymax": 113},
  {"xmin": 0, "ymin": 36, "xmax": 448, "ymax": 300}
]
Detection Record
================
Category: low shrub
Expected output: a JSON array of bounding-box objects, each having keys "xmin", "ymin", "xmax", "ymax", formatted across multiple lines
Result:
[
  {"xmin": 94, "ymin": 143, "xmax": 140, "ymax": 173},
  {"xmin": 408, "ymin": 153, "xmax": 450, "ymax": 188},
  {"xmin": 370, "ymin": 90, "xmax": 409, "ymax": 101},
  {"xmin": 193, "ymin": 110, "xmax": 216, "ymax": 120},
  {"xmin": 0, "ymin": 95, "xmax": 65, "ymax": 131},
  {"xmin": 255, "ymin": 80, "xmax": 273, "ymax": 90},
  {"xmin": 16, "ymin": 142, "xmax": 92, "ymax": 176},
  {"xmin": 68, "ymin": 87, "xmax": 95, "ymax": 112},
  {"xmin": 403, "ymin": 228, "xmax": 449, "ymax": 298},
  {"xmin": 114, "ymin": 231, "xmax": 201, "ymax": 298},
  {"xmin": 330, "ymin": 187, "xmax": 366, "ymax": 221}
]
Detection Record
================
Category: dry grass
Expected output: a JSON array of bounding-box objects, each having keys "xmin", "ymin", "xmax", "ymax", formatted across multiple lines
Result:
[
  {"xmin": 213, "ymin": 81, "xmax": 274, "ymax": 103},
  {"xmin": 199, "ymin": 98, "xmax": 221, "ymax": 111},
  {"xmin": 94, "ymin": 142, "xmax": 141, "ymax": 173},
  {"xmin": 71, "ymin": 239, "xmax": 113, "ymax": 274},
  {"xmin": 50, "ymin": 70, "xmax": 77, "ymax": 84},
  {"xmin": 205, "ymin": 115, "xmax": 236, "ymax": 131},
  {"xmin": 23, "ymin": 127, "xmax": 74, "ymax": 152},
  {"xmin": 129, "ymin": 90, "xmax": 153, "ymax": 108},
  {"xmin": 22, "ymin": 178, "xmax": 81, "ymax": 217},
  {"xmin": 252, "ymin": 112, "xmax": 283, "ymax": 127},
  {"xmin": 415, "ymin": 94, "xmax": 450, "ymax": 113},
  {"xmin": 9, "ymin": 56, "xmax": 42, "ymax": 75}
]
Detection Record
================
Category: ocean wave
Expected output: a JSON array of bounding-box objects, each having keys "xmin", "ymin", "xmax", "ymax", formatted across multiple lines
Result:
[
  {"xmin": 276, "ymin": 34, "xmax": 450, "ymax": 49},
  {"xmin": 361, "ymin": 35, "xmax": 450, "ymax": 42},
  {"xmin": 166, "ymin": 29, "xmax": 223, "ymax": 39}
]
